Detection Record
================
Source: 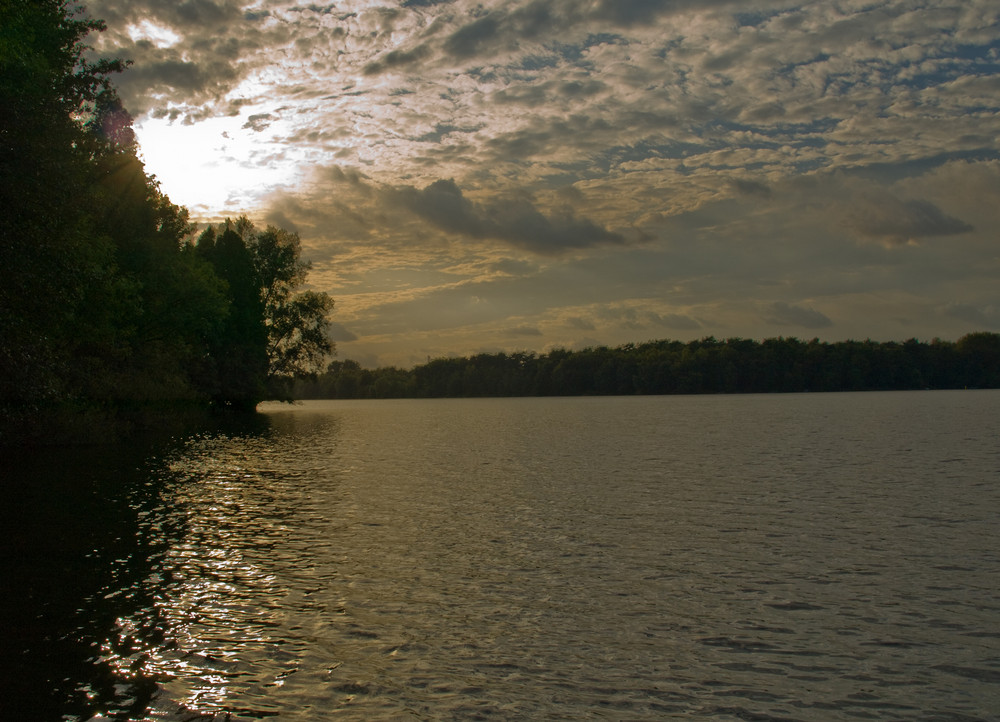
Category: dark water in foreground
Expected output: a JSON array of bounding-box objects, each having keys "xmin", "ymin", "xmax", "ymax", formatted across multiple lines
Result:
[{"xmin": 2, "ymin": 391, "xmax": 999, "ymax": 720}]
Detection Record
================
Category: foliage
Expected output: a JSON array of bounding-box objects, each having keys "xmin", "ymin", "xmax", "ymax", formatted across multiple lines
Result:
[
  {"xmin": 1, "ymin": 0, "xmax": 146, "ymax": 438},
  {"xmin": 0, "ymin": 2, "xmax": 333, "ymax": 441},
  {"xmin": 196, "ymin": 218, "xmax": 334, "ymax": 409},
  {"xmin": 294, "ymin": 334, "xmax": 1000, "ymax": 400}
]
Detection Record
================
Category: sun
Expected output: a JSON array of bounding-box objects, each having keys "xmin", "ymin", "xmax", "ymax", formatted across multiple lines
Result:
[{"xmin": 134, "ymin": 113, "xmax": 301, "ymax": 219}]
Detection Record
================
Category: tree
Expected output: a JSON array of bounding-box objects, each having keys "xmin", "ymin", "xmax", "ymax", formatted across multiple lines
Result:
[
  {"xmin": 195, "ymin": 226, "xmax": 269, "ymax": 409},
  {"xmin": 197, "ymin": 218, "xmax": 334, "ymax": 408},
  {"xmin": 251, "ymin": 224, "xmax": 335, "ymax": 396},
  {"xmin": 956, "ymin": 332, "xmax": 1000, "ymax": 388}
]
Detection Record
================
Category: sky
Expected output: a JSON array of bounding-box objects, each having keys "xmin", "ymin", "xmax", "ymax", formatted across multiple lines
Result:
[{"xmin": 83, "ymin": 0, "xmax": 1000, "ymax": 368}]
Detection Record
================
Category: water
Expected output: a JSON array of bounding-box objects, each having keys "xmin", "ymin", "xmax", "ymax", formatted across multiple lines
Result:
[{"xmin": 2, "ymin": 391, "xmax": 999, "ymax": 720}]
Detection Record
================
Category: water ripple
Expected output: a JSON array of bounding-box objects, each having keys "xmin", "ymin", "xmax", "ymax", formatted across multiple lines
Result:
[{"xmin": 3, "ymin": 392, "xmax": 999, "ymax": 721}]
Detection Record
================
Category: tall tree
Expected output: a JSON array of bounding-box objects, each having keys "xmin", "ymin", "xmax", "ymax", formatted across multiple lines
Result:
[
  {"xmin": 197, "ymin": 218, "xmax": 334, "ymax": 408},
  {"xmin": 251, "ymin": 225, "xmax": 335, "ymax": 396}
]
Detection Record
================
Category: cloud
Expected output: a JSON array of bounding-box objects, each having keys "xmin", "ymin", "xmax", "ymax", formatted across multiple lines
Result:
[
  {"xmin": 443, "ymin": 15, "xmax": 503, "ymax": 59},
  {"xmin": 490, "ymin": 258, "xmax": 537, "ymax": 276},
  {"xmin": 945, "ymin": 303, "xmax": 1000, "ymax": 329},
  {"xmin": 590, "ymin": 304, "xmax": 702, "ymax": 334},
  {"xmin": 764, "ymin": 302, "xmax": 833, "ymax": 329},
  {"xmin": 387, "ymin": 178, "xmax": 625, "ymax": 255},
  {"xmin": 589, "ymin": 0, "xmax": 711, "ymax": 26},
  {"xmin": 327, "ymin": 322, "xmax": 359, "ymax": 342},
  {"xmin": 391, "ymin": 179, "xmax": 486, "ymax": 237},
  {"xmin": 504, "ymin": 325, "xmax": 544, "ymax": 337},
  {"xmin": 846, "ymin": 194, "xmax": 974, "ymax": 246},
  {"xmin": 729, "ymin": 178, "xmax": 772, "ymax": 198},
  {"xmin": 362, "ymin": 44, "xmax": 432, "ymax": 75},
  {"xmin": 242, "ymin": 113, "xmax": 274, "ymax": 132},
  {"xmin": 566, "ymin": 317, "xmax": 596, "ymax": 331},
  {"xmin": 79, "ymin": 0, "xmax": 1000, "ymax": 366},
  {"xmin": 649, "ymin": 312, "xmax": 702, "ymax": 330}
]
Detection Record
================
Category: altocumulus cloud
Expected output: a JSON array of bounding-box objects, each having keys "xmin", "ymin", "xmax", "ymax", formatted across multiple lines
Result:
[{"xmin": 81, "ymin": 0, "xmax": 1000, "ymax": 366}]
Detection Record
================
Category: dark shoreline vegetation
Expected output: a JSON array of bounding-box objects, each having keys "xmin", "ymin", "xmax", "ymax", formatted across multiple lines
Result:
[
  {"xmin": 1, "ymin": 1, "xmax": 333, "ymax": 444},
  {"xmin": 296, "ymin": 333, "xmax": 1000, "ymax": 400},
  {"xmin": 2, "ymin": 3, "xmax": 998, "ymax": 444}
]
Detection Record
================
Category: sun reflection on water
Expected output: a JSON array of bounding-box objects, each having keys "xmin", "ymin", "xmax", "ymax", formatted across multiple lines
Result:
[{"xmin": 84, "ymin": 429, "xmax": 322, "ymax": 720}]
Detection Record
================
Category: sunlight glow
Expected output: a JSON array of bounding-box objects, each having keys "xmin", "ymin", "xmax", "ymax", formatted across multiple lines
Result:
[
  {"xmin": 135, "ymin": 114, "xmax": 303, "ymax": 219},
  {"xmin": 127, "ymin": 20, "xmax": 181, "ymax": 49}
]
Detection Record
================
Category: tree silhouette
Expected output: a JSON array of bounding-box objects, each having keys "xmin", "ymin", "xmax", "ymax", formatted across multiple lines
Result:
[
  {"xmin": 296, "ymin": 334, "xmax": 1000, "ymax": 400},
  {"xmin": 197, "ymin": 218, "xmax": 334, "ymax": 409}
]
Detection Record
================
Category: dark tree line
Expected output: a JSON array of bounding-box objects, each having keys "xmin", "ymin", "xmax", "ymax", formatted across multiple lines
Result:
[
  {"xmin": 1, "ymin": 1, "xmax": 333, "ymax": 442},
  {"xmin": 295, "ymin": 334, "xmax": 1000, "ymax": 400}
]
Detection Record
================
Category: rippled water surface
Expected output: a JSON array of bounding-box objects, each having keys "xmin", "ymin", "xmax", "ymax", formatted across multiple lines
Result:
[{"xmin": 3, "ymin": 392, "xmax": 999, "ymax": 720}]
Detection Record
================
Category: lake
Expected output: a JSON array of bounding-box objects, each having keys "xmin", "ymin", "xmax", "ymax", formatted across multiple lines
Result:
[{"xmin": 2, "ymin": 391, "xmax": 999, "ymax": 720}]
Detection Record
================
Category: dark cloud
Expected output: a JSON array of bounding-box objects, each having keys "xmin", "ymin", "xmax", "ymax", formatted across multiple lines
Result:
[
  {"xmin": 173, "ymin": 0, "xmax": 242, "ymax": 26},
  {"xmin": 649, "ymin": 312, "xmax": 701, "ymax": 330},
  {"xmin": 263, "ymin": 207, "xmax": 300, "ymax": 234},
  {"xmin": 390, "ymin": 179, "xmax": 625, "ymax": 255},
  {"xmin": 88, "ymin": 0, "xmax": 244, "ymax": 38},
  {"xmin": 567, "ymin": 317, "xmax": 596, "ymax": 331},
  {"xmin": 123, "ymin": 59, "xmax": 208, "ymax": 91},
  {"xmin": 491, "ymin": 258, "xmax": 537, "ymax": 276},
  {"xmin": 364, "ymin": 0, "xmax": 703, "ymax": 77},
  {"xmin": 944, "ymin": 303, "xmax": 1000, "ymax": 329},
  {"xmin": 288, "ymin": 4, "xmax": 337, "ymax": 16},
  {"xmin": 444, "ymin": 16, "xmax": 502, "ymax": 58},
  {"xmin": 504, "ymin": 326, "xmax": 544, "ymax": 337},
  {"xmin": 433, "ymin": 0, "xmax": 727, "ymax": 66},
  {"xmin": 560, "ymin": 79, "xmax": 606, "ymax": 97},
  {"xmin": 392, "ymin": 179, "xmax": 487, "ymax": 237},
  {"xmin": 327, "ymin": 322, "xmax": 359, "ymax": 342},
  {"xmin": 847, "ymin": 195, "xmax": 974, "ymax": 246},
  {"xmin": 363, "ymin": 44, "xmax": 432, "ymax": 75},
  {"xmin": 607, "ymin": 306, "xmax": 703, "ymax": 332},
  {"xmin": 486, "ymin": 197, "xmax": 625, "ymax": 254},
  {"xmin": 764, "ymin": 302, "xmax": 833, "ymax": 329},
  {"xmin": 483, "ymin": 115, "xmax": 614, "ymax": 163},
  {"xmin": 242, "ymin": 113, "xmax": 274, "ymax": 132},
  {"xmin": 729, "ymin": 178, "xmax": 772, "ymax": 198}
]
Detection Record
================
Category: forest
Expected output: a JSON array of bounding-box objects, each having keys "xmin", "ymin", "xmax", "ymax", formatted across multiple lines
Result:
[
  {"xmin": 0, "ymin": 1, "xmax": 332, "ymax": 443},
  {"xmin": 295, "ymin": 333, "xmax": 1000, "ymax": 400}
]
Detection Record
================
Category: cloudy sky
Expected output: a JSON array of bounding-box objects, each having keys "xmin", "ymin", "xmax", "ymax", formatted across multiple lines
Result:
[{"xmin": 84, "ymin": 0, "xmax": 1000, "ymax": 367}]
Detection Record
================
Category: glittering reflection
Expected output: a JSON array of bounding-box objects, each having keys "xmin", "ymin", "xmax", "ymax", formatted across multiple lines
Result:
[
  {"xmin": 10, "ymin": 409, "xmax": 347, "ymax": 721},
  {"xmin": 115, "ymin": 427, "xmax": 335, "ymax": 718}
]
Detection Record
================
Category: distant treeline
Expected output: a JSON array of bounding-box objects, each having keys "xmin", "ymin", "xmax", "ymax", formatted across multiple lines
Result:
[{"xmin": 295, "ymin": 334, "xmax": 1000, "ymax": 399}]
